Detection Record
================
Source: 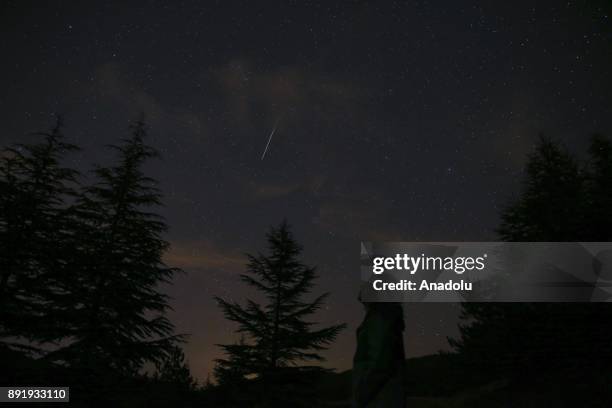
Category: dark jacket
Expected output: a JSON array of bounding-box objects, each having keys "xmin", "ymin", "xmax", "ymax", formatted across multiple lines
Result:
[{"xmin": 352, "ymin": 303, "xmax": 406, "ymax": 408}]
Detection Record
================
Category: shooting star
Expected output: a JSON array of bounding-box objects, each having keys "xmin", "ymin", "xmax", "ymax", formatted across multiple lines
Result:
[{"xmin": 261, "ymin": 117, "xmax": 280, "ymax": 160}]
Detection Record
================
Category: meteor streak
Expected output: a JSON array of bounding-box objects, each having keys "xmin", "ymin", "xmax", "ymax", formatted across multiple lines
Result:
[{"xmin": 261, "ymin": 117, "xmax": 280, "ymax": 160}]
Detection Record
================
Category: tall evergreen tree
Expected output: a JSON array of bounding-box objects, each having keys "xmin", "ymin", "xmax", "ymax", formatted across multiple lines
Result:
[
  {"xmin": 49, "ymin": 118, "xmax": 181, "ymax": 376},
  {"xmin": 497, "ymin": 135, "xmax": 584, "ymax": 241},
  {"xmin": 451, "ymin": 135, "xmax": 612, "ymax": 382},
  {"xmin": 584, "ymin": 134, "xmax": 612, "ymax": 240},
  {"xmin": 215, "ymin": 221, "xmax": 346, "ymax": 406},
  {"xmin": 0, "ymin": 117, "xmax": 79, "ymax": 354}
]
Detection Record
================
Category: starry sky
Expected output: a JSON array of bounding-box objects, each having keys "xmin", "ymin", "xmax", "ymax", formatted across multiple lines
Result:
[{"xmin": 1, "ymin": 0, "xmax": 612, "ymax": 381}]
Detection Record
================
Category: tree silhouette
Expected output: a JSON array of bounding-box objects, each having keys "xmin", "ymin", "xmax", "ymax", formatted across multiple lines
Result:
[
  {"xmin": 0, "ymin": 117, "xmax": 79, "ymax": 354},
  {"xmin": 145, "ymin": 345, "xmax": 199, "ymax": 407},
  {"xmin": 585, "ymin": 134, "xmax": 612, "ymax": 241},
  {"xmin": 215, "ymin": 220, "xmax": 346, "ymax": 406},
  {"xmin": 155, "ymin": 345, "xmax": 197, "ymax": 390},
  {"xmin": 47, "ymin": 118, "xmax": 181, "ymax": 377},
  {"xmin": 498, "ymin": 135, "xmax": 584, "ymax": 241},
  {"xmin": 452, "ymin": 134, "xmax": 612, "ymax": 385},
  {"xmin": 0, "ymin": 117, "xmax": 192, "ymax": 406},
  {"xmin": 213, "ymin": 336, "xmax": 253, "ymax": 387}
]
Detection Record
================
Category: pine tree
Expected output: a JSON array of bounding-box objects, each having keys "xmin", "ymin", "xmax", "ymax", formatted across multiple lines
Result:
[
  {"xmin": 497, "ymin": 135, "xmax": 584, "ymax": 241},
  {"xmin": 215, "ymin": 221, "xmax": 346, "ymax": 405},
  {"xmin": 155, "ymin": 345, "xmax": 197, "ymax": 390},
  {"xmin": 0, "ymin": 117, "xmax": 79, "ymax": 354},
  {"xmin": 147, "ymin": 345, "xmax": 198, "ymax": 407},
  {"xmin": 213, "ymin": 336, "xmax": 254, "ymax": 387},
  {"xmin": 584, "ymin": 134, "xmax": 612, "ymax": 240},
  {"xmin": 452, "ymin": 135, "xmax": 612, "ymax": 382},
  {"xmin": 49, "ymin": 118, "xmax": 181, "ymax": 376}
]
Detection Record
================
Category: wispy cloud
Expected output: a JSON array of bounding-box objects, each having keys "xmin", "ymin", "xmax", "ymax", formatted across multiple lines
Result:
[
  {"xmin": 213, "ymin": 58, "xmax": 361, "ymax": 126},
  {"xmin": 313, "ymin": 199, "xmax": 403, "ymax": 241},
  {"xmin": 249, "ymin": 175, "xmax": 326, "ymax": 200},
  {"xmin": 165, "ymin": 239, "xmax": 245, "ymax": 273},
  {"xmin": 94, "ymin": 62, "xmax": 207, "ymax": 135}
]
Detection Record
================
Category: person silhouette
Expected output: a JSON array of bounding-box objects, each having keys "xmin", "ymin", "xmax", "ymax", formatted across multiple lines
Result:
[{"xmin": 352, "ymin": 287, "xmax": 406, "ymax": 407}]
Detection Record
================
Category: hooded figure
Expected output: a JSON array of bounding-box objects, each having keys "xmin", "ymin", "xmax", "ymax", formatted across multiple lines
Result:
[{"xmin": 352, "ymin": 300, "xmax": 406, "ymax": 407}]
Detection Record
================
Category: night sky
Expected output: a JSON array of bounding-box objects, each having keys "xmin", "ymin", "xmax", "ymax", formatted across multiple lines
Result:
[{"xmin": 2, "ymin": 1, "xmax": 612, "ymax": 381}]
